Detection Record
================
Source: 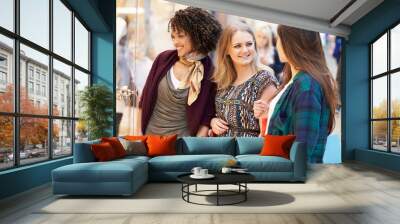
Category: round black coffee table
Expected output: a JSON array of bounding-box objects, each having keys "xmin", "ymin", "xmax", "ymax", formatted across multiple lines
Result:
[{"xmin": 177, "ymin": 173, "xmax": 255, "ymax": 206}]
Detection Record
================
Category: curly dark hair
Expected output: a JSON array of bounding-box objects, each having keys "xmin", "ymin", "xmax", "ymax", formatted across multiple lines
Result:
[{"xmin": 169, "ymin": 7, "xmax": 222, "ymax": 55}]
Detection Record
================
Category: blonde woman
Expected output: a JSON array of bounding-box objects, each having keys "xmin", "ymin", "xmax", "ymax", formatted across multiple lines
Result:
[{"xmin": 210, "ymin": 23, "xmax": 278, "ymax": 137}]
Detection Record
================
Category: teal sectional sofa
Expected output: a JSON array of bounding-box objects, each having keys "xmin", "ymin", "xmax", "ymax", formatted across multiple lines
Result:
[{"xmin": 52, "ymin": 137, "xmax": 306, "ymax": 196}]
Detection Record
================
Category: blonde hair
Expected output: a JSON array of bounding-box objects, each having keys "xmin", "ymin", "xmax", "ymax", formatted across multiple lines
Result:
[
  {"xmin": 255, "ymin": 25, "xmax": 273, "ymax": 49},
  {"xmin": 213, "ymin": 23, "xmax": 260, "ymax": 90}
]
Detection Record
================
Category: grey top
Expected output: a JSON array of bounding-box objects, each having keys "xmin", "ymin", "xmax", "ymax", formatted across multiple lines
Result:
[{"xmin": 146, "ymin": 70, "xmax": 190, "ymax": 137}]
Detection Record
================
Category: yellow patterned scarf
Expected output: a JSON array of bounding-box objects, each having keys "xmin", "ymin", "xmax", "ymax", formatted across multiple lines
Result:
[{"xmin": 178, "ymin": 54, "xmax": 205, "ymax": 105}]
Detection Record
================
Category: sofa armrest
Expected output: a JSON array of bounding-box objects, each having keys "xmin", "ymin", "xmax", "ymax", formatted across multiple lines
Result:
[
  {"xmin": 73, "ymin": 140, "xmax": 100, "ymax": 163},
  {"xmin": 289, "ymin": 142, "xmax": 307, "ymax": 181}
]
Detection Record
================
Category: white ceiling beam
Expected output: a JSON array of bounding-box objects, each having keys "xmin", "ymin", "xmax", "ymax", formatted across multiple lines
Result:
[
  {"xmin": 330, "ymin": 0, "xmax": 368, "ymax": 27},
  {"xmin": 167, "ymin": 0, "xmax": 351, "ymax": 37}
]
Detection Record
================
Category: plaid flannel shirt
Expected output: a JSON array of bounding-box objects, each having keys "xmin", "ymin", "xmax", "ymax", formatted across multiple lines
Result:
[{"xmin": 268, "ymin": 72, "xmax": 331, "ymax": 163}]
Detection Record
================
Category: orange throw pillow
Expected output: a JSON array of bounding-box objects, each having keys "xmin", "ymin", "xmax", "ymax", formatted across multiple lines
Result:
[
  {"xmin": 124, "ymin": 135, "xmax": 147, "ymax": 143},
  {"xmin": 260, "ymin": 135, "xmax": 296, "ymax": 159},
  {"xmin": 101, "ymin": 137, "xmax": 126, "ymax": 158},
  {"xmin": 91, "ymin": 142, "xmax": 117, "ymax": 161},
  {"xmin": 146, "ymin": 135, "xmax": 177, "ymax": 157}
]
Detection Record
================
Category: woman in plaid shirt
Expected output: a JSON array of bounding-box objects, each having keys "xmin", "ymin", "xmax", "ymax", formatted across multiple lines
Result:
[{"xmin": 267, "ymin": 25, "xmax": 338, "ymax": 163}]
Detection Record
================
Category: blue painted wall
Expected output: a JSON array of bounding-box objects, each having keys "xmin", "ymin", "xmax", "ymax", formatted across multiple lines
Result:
[
  {"xmin": 0, "ymin": 0, "xmax": 115, "ymax": 200},
  {"xmin": 345, "ymin": 0, "xmax": 400, "ymax": 171}
]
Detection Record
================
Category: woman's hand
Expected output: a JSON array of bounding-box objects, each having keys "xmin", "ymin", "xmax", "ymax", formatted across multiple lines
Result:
[
  {"xmin": 210, "ymin": 118, "xmax": 229, "ymax": 135},
  {"xmin": 253, "ymin": 100, "xmax": 269, "ymax": 118}
]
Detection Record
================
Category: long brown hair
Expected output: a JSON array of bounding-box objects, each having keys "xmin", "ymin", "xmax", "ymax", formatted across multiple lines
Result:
[
  {"xmin": 212, "ymin": 23, "xmax": 258, "ymax": 90},
  {"xmin": 277, "ymin": 25, "xmax": 338, "ymax": 132}
]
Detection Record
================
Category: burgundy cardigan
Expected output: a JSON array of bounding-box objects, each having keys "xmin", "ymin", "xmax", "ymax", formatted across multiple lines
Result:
[{"xmin": 139, "ymin": 50, "xmax": 216, "ymax": 135}]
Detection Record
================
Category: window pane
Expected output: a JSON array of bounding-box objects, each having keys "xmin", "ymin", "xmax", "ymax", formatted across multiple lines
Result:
[
  {"xmin": 20, "ymin": 44, "xmax": 49, "ymax": 115},
  {"xmin": 20, "ymin": 0, "xmax": 49, "ymax": 49},
  {"xmin": 53, "ymin": 119, "xmax": 72, "ymax": 158},
  {"xmin": 53, "ymin": 0, "xmax": 72, "ymax": 60},
  {"xmin": 391, "ymin": 24, "xmax": 400, "ymax": 70},
  {"xmin": 0, "ymin": 35, "xmax": 14, "ymax": 112},
  {"xmin": 75, "ymin": 18, "xmax": 89, "ymax": 70},
  {"xmin": 372, "ymin": 77, "xmax": 387, "ymax": 119},
  {"xmin": 0, "ymin": 0, "xmax": 14, "ymax": 31},
  {"xmin": 372, "ymin": 121, "xmax": 388, "ymax": 151},
  {"xmin": 53, "ymin": 59, "xmax": 72, "ymax": 117},
  {"xmin": 75, "ymin": 120, "xmax": 88, "ymax": 143},
  {"xmin": 391, "ymin": 72, "xmax": 400, "ymax": 118},
  {"xmin": 0, "ymin": 116, "xmax": 13, "ymax": 170},
  {"xmin": 20, "ymin": 117, "xmax": 49, "ymax": 165},
  {"xmin": 372, "ymin": 33, "xmax": 387, "ymax": 76},
  {"xmin": 74, "ymin": 69, "xmax": 89, "ymax": 118},
  {"xmin": 392, "ymin": 120, "xmax": 400, "ymax": 153}
]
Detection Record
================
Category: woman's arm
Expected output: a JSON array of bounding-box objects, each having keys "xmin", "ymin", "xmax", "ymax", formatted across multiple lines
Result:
[
  {"xmin": 196, "ymin": 125, "xmax": 209, "ymax": 137},
  {"xmin": 254, "ymin": 84, "xmax": 277, "ymax": 119}
]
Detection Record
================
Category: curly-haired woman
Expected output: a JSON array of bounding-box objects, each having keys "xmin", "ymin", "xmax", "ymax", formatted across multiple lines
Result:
[{"xmin": 138, "ymin": 7, "xmax": 222, "ymax": 137}]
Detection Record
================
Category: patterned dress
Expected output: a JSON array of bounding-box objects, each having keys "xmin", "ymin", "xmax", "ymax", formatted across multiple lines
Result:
[{"xmin": 215, "ymin": 70, "xmax": 278, "ymax": 137}]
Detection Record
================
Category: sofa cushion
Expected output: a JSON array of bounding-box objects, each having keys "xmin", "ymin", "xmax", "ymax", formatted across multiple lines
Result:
[
  {"xmin": 119, "ymin": 138, "xmax": 147, "ymax": 156},
  {"xmin": 101, "ymin": 137, "xmax": 127, "ymax": 158},
  {"xmin": 236, "ymin": 137, "xmax": 264, "ymax": 155},
  {"xmin": 236, "ymin": 155, "xmax": 293, "ymax": 172},
  {"xmin": 260, "ymin": 135, "xmax": 296, "ymax": 159},
  {"xmin": 73, "ymin": 139, "xmax": 100, "ymax": 163},
  {"xmin": 91, "ymin": 142, "xmax": 118, "ymax": 161},
  {"xmin": 148, "ymin": 154, "xmax": 235, "ymax": 172},
  {"xmin": 178, "ymin": 137, "xmax": 235, "ymax": 155},
  {"xmin": 52, "ymin": 159, "xmax": 147, "ymax": 183}
]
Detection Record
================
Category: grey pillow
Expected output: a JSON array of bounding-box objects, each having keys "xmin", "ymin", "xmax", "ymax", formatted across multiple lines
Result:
[{"xmin": 119, "ymin": 138, "xmax": 147, "ymax": 156}]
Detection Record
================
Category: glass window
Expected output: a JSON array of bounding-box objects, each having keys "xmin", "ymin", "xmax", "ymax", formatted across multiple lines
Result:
[
  {"xmin": 391, "ymin": 72, "xmax": 400, "ymax": 118},
  {"xmin": 372, "ymin": 77, "xmax": 387, "ymax": 119},
  {"xmin": 74, "ymin": 69, "xmax": 89, "ymax": 118},
  {"xmin": 53, "ymin": 59, "xmax": 72, "ymax": 117},
  {"xmin": 53, "ymin": 119, "xmax": 72, "ymax": 158},
  {"xmin": 0, "ymin": 116, "xmax": 13, "ymax": 170},
  {"xmin": 372, "ymin": 121, "xmax": 388, "ymax": 151},
  {"xmin": 372, "ymin": 33, "xmax": 387, "ymax": 76},
  {"xmin": 0, "ymin": 0, "xmax": 14, "ymax": 31},
  {"xmin": 75, "ymin": 120, "xmax": 88, "ymax": 143},
  {"xmin": 53, "ymin": 0, "xmax": 72, "ymax": 60},
  {"xmin": 28, "ymin": 81, "xmax": 34, "ymax": 94},
  {"xmin": 20, "ymin": 0, "xmax": 49, "ymax": 49},
  {"xmin": 391, "ymin": 120, "xmax": 400, "ymax": 153},
  {"xmin": 74, "ymin": 17, "xmax": 89, "ymax": 70},
  {"xmin": 20, "ymin": 44, "xmax": 49, "ymax": 115},
  {"xmin": 0, "ymin": 35, "xmax": 14, "ymax": 113},
  {"xmin": 371, "ymin": 24, "xmax": 400, "ymax": 153},
  {"xmin": 19, "ymin": 117, "xmax": 49, "ymax": 165},
  {"xmin": 391, "ymin": 24, "xmax": 400, "ymax": 70}
]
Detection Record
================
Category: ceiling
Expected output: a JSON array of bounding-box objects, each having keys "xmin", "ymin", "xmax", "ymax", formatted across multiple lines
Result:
[{"xmin": 168, "ymin": 0, "xmax": 384, "ymax": 37}]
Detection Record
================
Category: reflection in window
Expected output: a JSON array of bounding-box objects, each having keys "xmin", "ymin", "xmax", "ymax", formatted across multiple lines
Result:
[
  {"xmin": 74, "ymin": 69, "xmax": 89, "ymax": 118},
  {"xmin": 372, "ymin": 33, "xmax": 387, "ymax": 76},
  {"xmin": 391, "ymin": 72, "xmax": 400, "ymax": 118},
  {"xmin": 372, "ymin": 77, "xmax": 387, "ymax": 119},
  {"xmin": 0, "ymin": 35, "xmax": 14, "ymax": 113},
  {"xmin": 20, "ymin": 44, "xmax": 49, "ymax": 115},
  {"xmin": 0, "ymin": 116, "xmax": 13, "ymax": 170},
  {"xmin": 372, "ymin": 121, "xmax": 388, "ymax": 152},
  {"xmin": 391, "ymin": 24, "xmax": 400, "ymax": 70},
  {"xmin": 75, "ymin": 120, "xmax": 88, "ymax": 143},
  {"xmin": 20, "ymin": 0, "xmax": 49, "ymax": 49},
  {"xmin": 53, "ymin": 0, "xmax": 72, "ymax": 60},
  {"xmin": 53, "ymin": 119, "xmax": 72, "ymax": 158},
  {"xmin": 19, "ymin": 117, "xmax": 49, "ymax": 165},
  {"xmin": 0, "ymin": 0, "xmax": 14, "ymax": 31},
  {"xmin": 74, "ymin": 18, "xmax": 89, "ymax": 70},
  {"xmin": 53, "ymin": 59, "xmax": 72, "ymax": 117},
  {"xmin": 392, "ymin": 120, "xmax": 400, "ymax": 153}
]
